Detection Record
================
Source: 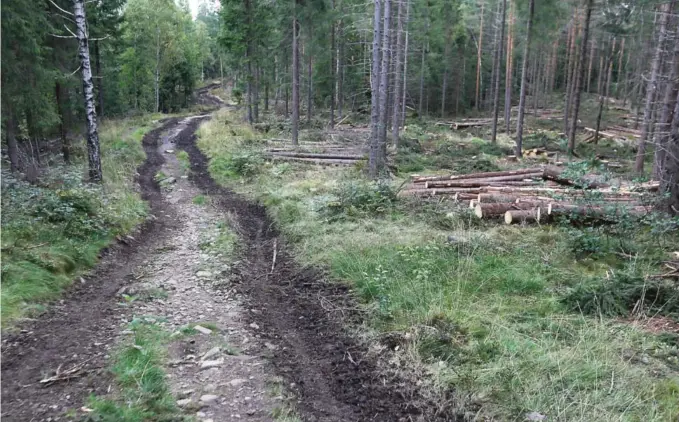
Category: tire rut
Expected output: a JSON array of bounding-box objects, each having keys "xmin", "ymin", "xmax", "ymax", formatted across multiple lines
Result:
[
  {"xmin": 175, "ymin": 115, "xmax": 437, "ymax": 422},
  {"xmin": 0, "ymin": 117, "xmax": 182, "ymax": 421}
]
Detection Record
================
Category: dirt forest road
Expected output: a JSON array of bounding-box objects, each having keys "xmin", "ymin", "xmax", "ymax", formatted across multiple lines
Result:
[{"xmin": 2, "ymin": 87, "xmax": 446, "ymax": 422}]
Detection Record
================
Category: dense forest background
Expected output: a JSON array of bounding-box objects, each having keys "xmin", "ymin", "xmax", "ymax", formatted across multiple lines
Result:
[{"xmin": 1, "ymin": 0, "xmax": 678, "ymax": 208}]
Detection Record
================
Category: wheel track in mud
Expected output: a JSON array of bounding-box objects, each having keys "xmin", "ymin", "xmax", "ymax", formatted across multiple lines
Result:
[
  {"xmin": 1, "ymin": 91, "xmax": 454, "ymax": 421},
  {"xmin": 0, "ymin": 117, "xmax": 181, "ymax": 421},
  {"xmin": 175, "ymin": 112, "xmax": 453, "ymax": 422}
]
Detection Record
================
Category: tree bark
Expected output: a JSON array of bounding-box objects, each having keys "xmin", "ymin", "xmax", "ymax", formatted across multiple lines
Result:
[
  {"xmin": 254, "ymin": 62, "xmax": 260, "ymax": 122},
  {"xmin": 515, "ymin": 0, "xmax": 534, "ymax": 158},
  {"xmin": 567, "ymin": 0, "xmax": 594, "ymax": 156},
  {"xmin": 475, "ymin": 0, "xmax": 484, "ymax": 111},
  {"xmin": 491, "ymin": 0, "xmax": 507, "ymax": 143},
  {"xmin": 292, "ymin": 5, "xmax": 300, "ymax": 146},
  {"xmin": 586, "ymin": 38, "xmax": 594, "ymax": 93},
  {"xmin": 660, "ymin": 90, "xmax": 679, "ymax": 213},
  {"xmin": 155, "ymin": 26, "xmax": 160, "ymax": 113},
  {"xmin": 400, "ymin": 0, "xmax": 410, "ymax": 128},
  {"xmin": 330, "ymin": 0, "xmax": 336, "ymax": 128},
  {"xmin": 56, "ymin": 82, "xmax": 70, "ymax": 164},
  {"xmin": 605, "ymin": 37, "xmax": 615, "ymax": 99},
  {"xmin": 369, "ymin": 0, "xmax": 383, "ymax": 178},
  {"xmin": 504, "ymin": 0, "xmax": 514, "ymax": 133},
  {"xmin": 636, "ymin": 2, "xmax": 672, "ymax": 173},
  {"xmin": 74, "ymin": 0, "xmax": 102, "ymax": 182},
  {"xmin": 391, "ymin": 0, "xmax": 405, "ymax": 145},
  {"xmin": 418, "ymin": 7, "xmax": 428, "ymax": 117},
  {"xmin": 306, "ymin": 27, "xmax": 313, "ymax": 124},
  {"xmin": 563, "ymin": 13, "xmax": 577, "ymax": 134},
  {"xmin": 5, "ymin": 104, "xmax": 19, "ymax": 173},
  {"xmin": 441, "ymin": 22, "xmax": 451, "ymax": 117},
  {"xmin": 594, "ymin": 38, "xmax": 615, "ymax": 145},
  {"xmin": 653, "ymin": 22, "xmax": 679, "ymax": 180},
  {"xmin": 94, "ymin": 39, "xmax": 104, "ymax": 117},
  {"xmin": 377, "ymin": 0, "xmax": 392, "ymax": 153}
]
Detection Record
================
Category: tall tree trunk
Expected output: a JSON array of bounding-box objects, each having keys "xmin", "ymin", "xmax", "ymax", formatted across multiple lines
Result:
[
  {"xmin": 605, "ymin": 37, "xmax": 615, "ymax": 99},
  {"xmin": 155, "ymin": 26, "xmax": 160, "ymax": 113},
  {"xmin": 660, "ymin": 90, "xmax": 679, "ymax": 213},
  {"xmin": 441, "ymin": 22, "xmax": 451, "ymax": 117},
  {"xmin": 653, "ymin": 23, "xmax": 679, "ymax": 179},
  {"xmin": 378, "ymin": 0, "xmax": 392, "ymax": 154},
  {"xmin": 475, "ymin": 0, "xmax": 484, "ymax": 111},
  {"xmin": 504, "ymin": 0, "xmax": 514, "ymax": 133},
  {"xmin": 418, "ymin": 38, "xmax": 426, "ymax": 116},
  {"xmin": 5, "ymin": 105, "xmax": 19, "ymax": 173},
  {"xmin": 94, "ymin": 39, "xmax": 104, "ymax": 117},
  {"xmin": 330, "ymin": 0, "xmax": 336, "ymax": 128},
  {"xmin": 74, "ymin": 0, "xmax": 102, "ymax": 182},
  {"xmin": 515, "ymin": 0, "xmax": 534, "ymax": 158},
  {"xmin": 264, "ymin": 68, "xmax": 269, "ymax": 112},
  {"xmin": 369, "ymin": 0, "xmax": 383, "ymax": 178},
  {"xmin": 400, "ymin": 0, "xmax": 410, "ymax": 128},
  {"xmin": 636, "ymin": 2, "xmax": 672, "ymax": 173},
  {"xmin": 488, "ymin": 0, "xmax": 501, "ymax": 111},
  {"xmin": 491, "ymin": 0, "xmax": 507, "ymax": 143},
  {"xmin": 597, "ymin": 48, "xmax": 604, "ymax": 95},
  {"xmin": 338, "ymin": 25, "xmax": 344, "ymax": 120},
  {"xmin": 563, "ymin": 13, "xmax": 577, "ymax": 135},
  {"xmin": 254, "ymin": 62, "xmax": 260, "ymax": 122},
  {"xmin": 617, "ymin": 37, "xmax": 625, "ymax": 98},
  {"xmin": 292, "ymin": 7, "xmax": 300, "ymax": 146},
  {"xmin": 567, "ymin": 0, "xmax": 593, "ymax": 155},
  {"xmin": 586, "ymin": 38, "xmax": 594, "ymax": 93},
  {"xmin": 56, "ymin": 82, "xmax": 70, "ymax": 164},
  {"xmin": 391, "ymin": 0, "xmax": 405, "ymax": 145},
  {"xmin": 594, "ymin": 38, "xmax": 615, "ymax": 144},
  {"xmin": 306, "ymin": 28, "xmax": 313, "ymax": 124}
]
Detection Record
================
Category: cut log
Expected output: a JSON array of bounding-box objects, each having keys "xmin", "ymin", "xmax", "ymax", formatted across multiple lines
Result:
[
  {"xmin": 426, "ymin": 179, "xmax": 542, "ymax": 189},
  {"xmin": 542, "ymin": 166, "xmax": 608, "ymax": 189},
  {"xmin": 423, "ymin": 172, "xmax": 543, "ymax": 188},
  {"xmin": 504, "ymin": 208, "xmax": 541, "ymax": 224},
  {"xmin": 547, "ymin": 203, "xmax": 648, "ymax": 219},
  {"xmin": 269, "ymin": 152, "xmax": 364, "ymax": 160},
  {"xmin": 269, "ymin": 157, "xmax": 359, "ymax": 165},
  {"xmin": 474, "ymin": 202, "xmax": 539, "ymax": 219},
  {"xmin": 477, "ymin": 193, "xmax": 521, "ymax": 203},
  {"xmin": 413, "ymin": 167, "xmax": 543, "ymax": 183},
  {"xmin": 398, "ymin": 187, "xmax": 483, "ymax": 197}
]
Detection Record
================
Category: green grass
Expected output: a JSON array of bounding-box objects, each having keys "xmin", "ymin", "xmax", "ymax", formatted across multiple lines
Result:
[
  {"xmin": 195, "ymin": 109, "xmax": 679, "ymax": 421},
  {"xmin": 1, "ymin": 115, "xmax": 160, "ymax": 328},
  {"xmin": 88, "ymin": 317, "xmax": 181, "ymax": 421}
]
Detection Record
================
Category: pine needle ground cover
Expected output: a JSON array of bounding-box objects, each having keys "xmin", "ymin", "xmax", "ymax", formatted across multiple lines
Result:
[
  {"xmin": 196, "ymin": 109, "xmax": 679, "ymax": 421},
  {"xmin": 1, "ymin": 116, "xmax": 160, "ymax": 328}
]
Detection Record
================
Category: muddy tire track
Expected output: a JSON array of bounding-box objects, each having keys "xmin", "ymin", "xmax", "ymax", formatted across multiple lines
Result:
[
  {"xmin": 0, "ymin": 118, "xmax": 180, "ymax": 422},
  {"xmin": 175, "ymin": 116, "xmax": 448, "ymax": 422}
]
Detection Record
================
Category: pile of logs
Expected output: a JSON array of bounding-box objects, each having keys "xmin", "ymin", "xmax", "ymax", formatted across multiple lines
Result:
[
  {"xmin": 436, "ymin": 118, "xmax": 493, "ymax": 130},
  {"xmin": 401, "ymin": 167, "xmax": 658, "ymax": 224},
  {"xmin": 582, "ymin": 126, "xmax": 641, "ymax": 144},
  {"xmin": 264, "ymin": 140, "xmax": 367, "ymax": 166}
]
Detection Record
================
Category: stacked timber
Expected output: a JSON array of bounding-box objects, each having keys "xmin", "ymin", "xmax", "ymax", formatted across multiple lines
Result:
[
  {"xmin": 401, "ymin": 167, "xmax": 656, "ymax": 225},
  {"xmin": 265, "ymin": 143, "xmax": 367, "ymax": 166},
  {"xmin": 436, "ymin": 118, "xmax": 493, "ymax": 130}
]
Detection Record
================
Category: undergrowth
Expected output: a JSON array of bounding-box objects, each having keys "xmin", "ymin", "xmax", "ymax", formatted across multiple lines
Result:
[
  {"xmin": 196, "ymin": 109, "xmax": 679, "ymax": 421},
  {"xmin": 1, "ymin": 115, "xmax": 158, "ymax": 328}
]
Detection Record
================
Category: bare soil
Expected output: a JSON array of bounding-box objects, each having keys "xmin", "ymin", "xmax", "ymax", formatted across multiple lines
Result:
[{"xmin": 2, "ymin": 92, "xmax": 452, "ymax": 421}]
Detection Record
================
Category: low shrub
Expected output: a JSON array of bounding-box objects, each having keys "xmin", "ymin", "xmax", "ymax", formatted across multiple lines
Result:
[
  {"xmin": 208, "ymin": 151, "xmax": 263, "ymax": 179},
  {"xmin": 562, "ymin": 271, "xmax": 679, "ymax": 317},
  {"xmin": 321, "ymin": 180, "xmax": 397, "ymax": 219}
]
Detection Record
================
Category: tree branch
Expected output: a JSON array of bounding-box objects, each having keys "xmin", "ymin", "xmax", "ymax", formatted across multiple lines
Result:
[
  {"xmin": 48, "ymin": 0, "xmax": 74, "ymax": 16},
  {"xmin": 50, "ymin": 33, "xmax": 76, "ymax": 39},
  {"xmin": 63, "ymin": 24, "xmax": 78, "ymax": 38}
]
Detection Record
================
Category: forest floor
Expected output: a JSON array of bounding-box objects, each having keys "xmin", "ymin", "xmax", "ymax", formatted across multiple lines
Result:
[{"xmin": 1, "ymin": 89, "xmax": 437, "ymax": 421}]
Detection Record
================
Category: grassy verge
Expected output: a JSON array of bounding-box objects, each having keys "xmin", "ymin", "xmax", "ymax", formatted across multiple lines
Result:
[
  {"xmin": 196, "ymin": 109, "xmax": 679, "ymax": 421},
  {"xmin": 1, "ymin": 115, "xmax": 163, "ymax": 328},
  {"xmin": 88, "ymin": 317, "xmax": 180, "ymax": 421}
]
